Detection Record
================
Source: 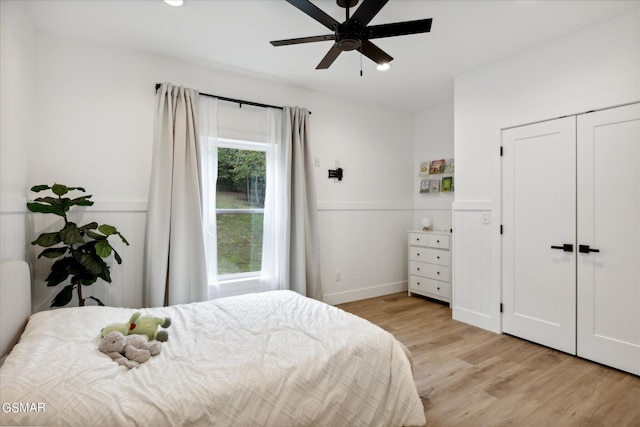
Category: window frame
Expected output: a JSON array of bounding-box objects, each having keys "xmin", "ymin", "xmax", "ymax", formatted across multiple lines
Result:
[{"xmin": 211, "ymin": 138, "xmax": 271, "ymax": 286}]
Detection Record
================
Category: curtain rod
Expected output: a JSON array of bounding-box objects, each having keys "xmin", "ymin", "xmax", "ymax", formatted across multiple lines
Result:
[{"xmin": 155, "ymin": 83, "xmax": 284, "ymax": 111}]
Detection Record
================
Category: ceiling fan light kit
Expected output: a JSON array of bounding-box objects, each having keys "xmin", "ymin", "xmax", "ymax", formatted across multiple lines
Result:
[
  {"xmin": 271, "ymin": 0, "xmax": 432, "ymax": 70},
  {"xmin": 163, "ymin": 0, "xmax": 184, "ymax": 7}
]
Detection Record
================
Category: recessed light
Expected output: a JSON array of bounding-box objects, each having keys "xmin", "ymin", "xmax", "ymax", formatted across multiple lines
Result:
[
  {"xmin": 376, "ymin": 63, "xmax": 390, "ymax": 71},
  {"xmin": 164, "ymin": 0, "xmax": 184, "ymax": 7}
]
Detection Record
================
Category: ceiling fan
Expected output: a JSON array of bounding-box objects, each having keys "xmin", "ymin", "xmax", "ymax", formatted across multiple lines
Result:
[{"xmin": 270, "ymin": 0, "xmax": 433, "ymax": 70}]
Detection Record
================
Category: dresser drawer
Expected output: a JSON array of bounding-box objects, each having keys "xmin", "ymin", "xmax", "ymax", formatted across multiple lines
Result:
[
  {"xmin": 408, "ymin": 232, "xmax": 450, "ymax": 249},
  {"xmin": 409, "ymin": 247, "xmax": 450, "ymax": 266},
  {"xmin": 428, "ymin": 234, "xmax": 450, "ymax": 249},
  {"xmin": 409, "ymin": 261, "xmax": 451, "ymax": 282},
  {"xmin": 409, "ymin": 232, "xmax": 430, "ymax": 247},
  {"xmin": 409, "ymin": 276, "xmax": 451, "ymax": 299}
]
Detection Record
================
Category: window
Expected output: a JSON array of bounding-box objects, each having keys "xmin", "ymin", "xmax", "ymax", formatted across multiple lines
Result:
[{"xmin": 214, "ymin": 141, "xmax": 267, "ymax": 278}]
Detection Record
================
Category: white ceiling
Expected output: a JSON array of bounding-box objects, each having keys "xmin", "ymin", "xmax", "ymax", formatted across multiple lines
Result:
[{"xmin": 24, "ymin": 0, "xmax": 638, "ymax": 112}]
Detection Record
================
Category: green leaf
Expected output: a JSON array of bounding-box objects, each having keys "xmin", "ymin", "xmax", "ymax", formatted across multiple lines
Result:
[
  {"xmin": 80, "ymin": 275, "xmax": 98, "ymax": 286},
  {"xmin": 95, "ymin": 240, "xmax": 112, "ymax": 258},
  {"xmin": 51, "ymin": 184, "xmax": 69, "ymax": 196},
  {"xmin": 30, "ymin": 184, "xmax": 51, "ymax": 192},
  {"xmin": 26, "ymin": 202, "xmax": 65, "ymax": 216},
  {"xmin": 79, "ymin": 253, "xmax": 104, "ymax": 276},
  {"xmin": 38, "ymin": 247, "xmax": 67, "ymax": 259},
  {"xmin": 86, "ymin": 296, "xmax": 105, "ymax": 306},
  {"xmin": 46, "ymin": 258, "xmax": 73, "ymax": 287},
  {"xmin": 60, "ymin": 223, "xmax": 84, "ymax": 245},
  {"xmin": 80, "ymin": 222, "xmax": 98, "ymax": 230},
  {"xmin": 34, "ymin": 196, "xmax": 62, "ymax": 206},
  {"xmin": 51, "ymin": 284, "xmax": 75, "ymax": 307},
  {"xmin": 31, "ymin": 232, "xmax": 61, "ymax": 247},
  {"xmin": 113, "ymin": 249, "xmax": 122, "ymax": 264},
  {"xmin": 84, "ymin": 230, "xmax": 104, "ymax": 240},
  {"xmin": 67, "ymin": 186, "xmax": 86, "ymax": 192},
  {"xmin": 98, "ymin": 224, "xmax": 116, "ymax": 236},
  {"xmin": 115, "ymin": 231, "xmax": 130, "ymax": 246},
  {"xmin": 69, "ymin": 196, "xmax": 94, "ymax": 207}
]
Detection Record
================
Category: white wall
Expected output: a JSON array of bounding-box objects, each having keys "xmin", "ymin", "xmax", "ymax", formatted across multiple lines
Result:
[
  {"xmin": 0, "ymin": 1, "xmax": 36, "ymax": 262},
  {"xmin": 453, "ymin": 8, "xmax": 640, "ymax": 332},
  {"xmin": 6, "ymin": 27, "xmax": 415, "ymax": 309},
  {"xmin": 412, "ymin": 102, "xmax": 454, "ymax": 232}
]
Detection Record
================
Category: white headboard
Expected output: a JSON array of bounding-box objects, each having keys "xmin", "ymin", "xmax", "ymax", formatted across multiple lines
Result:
[{"xmin": 0, "ymin": 260, "xmax": 32, "ymax": 359}]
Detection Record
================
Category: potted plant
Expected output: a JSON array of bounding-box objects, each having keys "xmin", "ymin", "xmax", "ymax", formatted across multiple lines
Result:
[{"xmin": 27, "ymin": 183, "xmax": 129, "ymax": 307}]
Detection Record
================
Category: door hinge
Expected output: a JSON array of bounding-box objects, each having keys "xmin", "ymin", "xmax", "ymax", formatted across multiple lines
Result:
[
  {"xmin": 500, "ymin": 303, "xmax": 503, "ymax": 313},
  {"xmin": 500, "ymin": 224, "xmax": 503, "ymax": 235},
  {"xmin": 500, "ymin": 146, "xmax": 504, "ymax": 156}
]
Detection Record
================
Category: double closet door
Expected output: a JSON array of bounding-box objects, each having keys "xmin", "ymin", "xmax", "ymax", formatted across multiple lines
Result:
[{"xmin": 502, "ymin": 103, "xmax": 639, "ymax": 375}]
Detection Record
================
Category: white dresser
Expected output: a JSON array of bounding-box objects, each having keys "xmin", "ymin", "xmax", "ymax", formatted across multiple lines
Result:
[{"xmin": 407, "ymin": 231, "xmax": 451, "ymax": 304}]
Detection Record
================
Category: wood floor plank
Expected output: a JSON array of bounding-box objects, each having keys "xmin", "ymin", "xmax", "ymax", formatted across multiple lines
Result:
[{"xmin": 338, "ymin": 293, "xmax": 640, "ymax": 426}]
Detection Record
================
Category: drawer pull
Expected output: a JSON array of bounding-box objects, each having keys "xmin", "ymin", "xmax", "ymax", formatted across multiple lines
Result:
[
  {"xmin": 437, "ymin": 256, "xmax": 440, "ymax": 259},
  {"xmin": 417, "ymin": 253, "xmax": 420, "ymax": 256},
  {"xmin": 416, "ymin": 267, "xmax": 420, "ymax": 271},
  {"xmin": 436, "ymin": 240, "xmax": 440, "ymax": 243},
  {"xmin": 437, "ymin": 287, "xmax": 440, "ymax": 291},
  {"xmin": 437, "ymin": 272, "xmax": 440, "ymax": 275}
]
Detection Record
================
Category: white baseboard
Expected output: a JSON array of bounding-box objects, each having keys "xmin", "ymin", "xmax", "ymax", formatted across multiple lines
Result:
[
  {"xmin": 452, "ymin": 306, "xmax": 501, "ymax": 334},
  {"xmin": 323, "ymin": 281, "xmax": 407, "ymax": 305}
]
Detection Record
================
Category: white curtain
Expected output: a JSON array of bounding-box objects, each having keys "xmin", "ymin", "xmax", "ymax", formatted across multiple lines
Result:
[
  {"xmin": 143, "ymin": 83, "xmax": 208, "ymax": 307},
  {"xmin": 260, "ymin": 108, "xmax": 289, "ymax": 292},
  {"xmin": 284, "ymin": 107, "xmax": 323, "ymax": 300},
  {"xmin": 198, "ymin": 96, "xmax": 219, "ymax": 297}
]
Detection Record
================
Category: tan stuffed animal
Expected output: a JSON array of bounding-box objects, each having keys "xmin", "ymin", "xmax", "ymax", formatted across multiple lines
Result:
[{"xmin": 98, "ymin": 331, "xmax": 162, "ymax": 369}]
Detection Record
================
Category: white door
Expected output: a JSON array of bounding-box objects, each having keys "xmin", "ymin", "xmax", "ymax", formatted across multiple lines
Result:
[
  {"xmin": 502, "ymin": 117, "xmax": 577, "ymax": 354},
  {"xmin": 577, "ymin": 103, "xmax": 640, "ymax": 375}
]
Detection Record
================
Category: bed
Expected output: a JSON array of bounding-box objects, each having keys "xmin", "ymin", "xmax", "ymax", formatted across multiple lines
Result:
[{"xmin": 0, "ymin": 261, "xmax": 426, "ymax": 426}]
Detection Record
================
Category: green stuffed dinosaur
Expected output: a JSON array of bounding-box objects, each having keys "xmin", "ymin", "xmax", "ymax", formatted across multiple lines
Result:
[{"xmin": 101, "ymin": 312, "xmax": 171, "ymax": 342}]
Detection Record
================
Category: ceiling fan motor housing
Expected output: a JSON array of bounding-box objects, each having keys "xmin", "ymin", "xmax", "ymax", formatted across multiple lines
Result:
[{"xmin": 336, "ymin": 22, "xmax": 364, "ymax": 51}]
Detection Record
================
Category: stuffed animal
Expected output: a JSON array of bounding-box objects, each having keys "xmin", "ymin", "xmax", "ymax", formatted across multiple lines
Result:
[
  {"xmin": 101, "ymin": 311, "xmax": 171, "ymax": 342},
  {"xmin": 98, "ymin": 331, "xmax": 162, "ymax": 369}
]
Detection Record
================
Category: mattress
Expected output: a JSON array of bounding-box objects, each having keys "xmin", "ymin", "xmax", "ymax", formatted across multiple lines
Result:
[{"xmin": 0, "ymin": 290, "xmax": 425, "ymax": 426}]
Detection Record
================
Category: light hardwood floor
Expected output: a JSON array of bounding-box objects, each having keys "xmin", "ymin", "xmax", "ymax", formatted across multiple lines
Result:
[{"xmin": 338, "ymin": 293, "xmax": 640, "ymax": 427}]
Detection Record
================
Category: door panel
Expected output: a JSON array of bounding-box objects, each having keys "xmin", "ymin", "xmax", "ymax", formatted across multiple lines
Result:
[
  {"xmin": 502, "ymin": 117, "xmax": 577, "ymax": 354},
  {"xmin": 577, "ymin": 103, "xmax": 640, "ymax": 375}
]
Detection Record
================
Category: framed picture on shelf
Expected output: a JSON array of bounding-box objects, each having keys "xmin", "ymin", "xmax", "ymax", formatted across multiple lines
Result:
[
  {"xmin": 444, "ymin": 158, "xmax": 454, "ymax": 173},
  {"xmin": 442, "ymin": 176, "xmax": 453, "ymax": 192},
  {"xmin": 419, "ymin": 161, "xmax": 430, "ymax": 176},
  {"xmin": 420, "ymin": 179, "xmax": 430, "ymax": 193},
  {"xmin": 429, "ymin": 159, "xmax": 445, "ymax": 174},
  {"xmin": 429, "ymin": 178, "xmax": 441, "ymax": 193}
]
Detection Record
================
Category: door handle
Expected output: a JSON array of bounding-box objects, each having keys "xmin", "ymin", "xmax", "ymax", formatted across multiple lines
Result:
[
  {"xmin": 579, "ymin": 244, "xmax": 600, "ymax": 254},
  {"xmin": 550, "ymin": 244, "xmax": 573, "ymax": 252}
]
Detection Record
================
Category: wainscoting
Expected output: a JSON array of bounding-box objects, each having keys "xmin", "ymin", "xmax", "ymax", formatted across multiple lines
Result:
[
  {"xmin": 3, "ymin": 195, "xmax": 456, "ymax": 310},
  {"xmin": 451, "ymin": 201, "xmax": 500, "ymax": 333}
]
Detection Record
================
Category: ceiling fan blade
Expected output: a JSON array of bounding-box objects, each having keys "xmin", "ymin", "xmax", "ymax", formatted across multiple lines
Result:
[
  {"xmin": 360, "ymin": 40, "xmax": 393, "ymax": 65},
  {"xmin": 271, "ymin": 34, "xmax": 335, "ymax": 47},
  {"xmin": 316, "ymin": 45, "xmax": 342, "ymax": 69},
  {"xmin": 350, "ymin": 0, "xmax": 388, "ymax": 26},
  {"xmin": 286, "ymin": 0, "xmax": 340, "ymax": 31},
  {"xmin": 367, "ymin": 18, "xmax": 433, "ymax": 39}
]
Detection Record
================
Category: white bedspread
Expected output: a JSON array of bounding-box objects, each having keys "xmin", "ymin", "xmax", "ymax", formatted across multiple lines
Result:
[{"xmin": 0, "ymin": 290, "xmax": 425, "ymax": 426}]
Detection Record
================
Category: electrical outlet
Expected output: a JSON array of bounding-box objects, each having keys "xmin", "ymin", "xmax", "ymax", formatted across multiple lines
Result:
[{"xmin": 335, "ymin": 271, "xmax": 341, "ymax": 282}]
